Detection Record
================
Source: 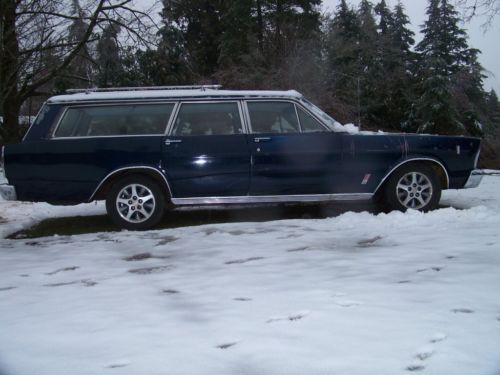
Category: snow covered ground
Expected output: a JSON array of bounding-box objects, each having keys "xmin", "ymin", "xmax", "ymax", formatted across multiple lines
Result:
[{"xmin": 0, "ymin": 176, "xmax": 499, "ymax": 375}]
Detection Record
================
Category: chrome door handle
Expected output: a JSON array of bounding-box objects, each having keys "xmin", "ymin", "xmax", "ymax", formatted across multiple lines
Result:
[
  {"xmin": 254, "ymin": 137, "xmax": 271, "ymax": 143},
  {"xmin": 165, "ymin": 139, "xmax": 182, "ymax": 145}
]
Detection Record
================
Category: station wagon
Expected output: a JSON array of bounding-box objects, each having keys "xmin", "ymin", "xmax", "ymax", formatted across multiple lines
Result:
[{"xmin": 0, "ymin": 86, "xmax": 483, "ymax": 230}]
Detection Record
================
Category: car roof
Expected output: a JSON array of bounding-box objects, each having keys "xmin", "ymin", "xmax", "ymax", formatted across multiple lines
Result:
[{"xmin": 47, "ymin": 89, "xmax": 304, "ymax": 104}]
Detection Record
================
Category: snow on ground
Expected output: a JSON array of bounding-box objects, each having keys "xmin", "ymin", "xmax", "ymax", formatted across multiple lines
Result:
[{"xmin": 1, "ymin": 177, "xmax": 500, "ymax": 375}]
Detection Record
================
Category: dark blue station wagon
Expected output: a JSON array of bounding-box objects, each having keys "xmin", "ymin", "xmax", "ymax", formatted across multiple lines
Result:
[{"xmin": 1, "ymin": 86, "xmax": 483, "ymax": 230}]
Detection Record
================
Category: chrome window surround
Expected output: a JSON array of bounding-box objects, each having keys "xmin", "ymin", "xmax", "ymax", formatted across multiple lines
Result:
[
  {"xmin": 166, "ymin": 100, "xmax": 245, "ymax": 136},
  {"xmin": 50, "ymin": 102, "xmax": 179, "ymax": 140},
  {"xmin": 373, "ymin": 158, "xmax": 450, "ymax": 194},
  {"xmin": 243, "ymin": 99, "xmax": 332, "ymax": 134},
  {"xmin": 89, "ymin": 166, "xmax": 172, "ymax": 201}
]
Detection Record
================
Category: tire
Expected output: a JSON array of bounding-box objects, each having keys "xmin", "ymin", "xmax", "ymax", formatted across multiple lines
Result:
[
  {"xmin": 383, "ymin": 164, "xmax": 441, "ymax": 212},
  {"xmin": 106, "ymin": 175, "xmax": 166, "ymax": 230}
]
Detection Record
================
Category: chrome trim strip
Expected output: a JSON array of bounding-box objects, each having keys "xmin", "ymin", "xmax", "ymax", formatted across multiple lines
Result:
[
  {"xmin": 89, "ymin": 166, "xmax": 172, "ymax": 201},
  {"xmin": 464, "ymin": 169, "xmax": 483, "ymax": 189},
  {"xmin": 374, "ymin": 158, "xmax": 450, "ymax": 194},
  {"xmin": 171, "ymin": 193, "xmax": 373, "ymax": 206},
  {"xmin": 0, "ymin": 184, "xmax": 17, "ymax": 201}
]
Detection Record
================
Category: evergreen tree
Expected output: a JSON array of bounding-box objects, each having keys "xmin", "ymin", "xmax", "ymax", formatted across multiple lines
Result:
[
  {"xmin": 409, "ymin": 0, "xmax": 482, "ymax": 135},
  {"xmin": 374, "ymin": 0, "xmax": 393, "ymax": 35},
  {"xmin": 162, "ymin": 0, "xmax": 224, "ymax": 78},
  {"xmin": 96, "ymin": 24, "xmax": 123, "ymax": 87},
  {"xmin": 375, "ymin": 1, "xmax": 416, "ymax": 130},
  {"xmin": 325, "ymin": 0, "xmax": 361, "ymax": 119},
  {"xmin": 56, "ymin": 0, "xmax": 94, "ymax": 90}
]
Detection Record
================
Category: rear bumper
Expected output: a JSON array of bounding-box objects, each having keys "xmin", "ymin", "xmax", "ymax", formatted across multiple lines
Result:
[
  {"xmin": 0, "ymin": 184, "xmax": 17, "ymax": 200},
  {"xmin": 463, "ymin": 170, "xmax": 483, "ymax": 189}
]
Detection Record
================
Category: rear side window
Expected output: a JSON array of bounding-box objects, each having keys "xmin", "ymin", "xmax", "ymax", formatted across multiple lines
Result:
[
  {"xmin": 171, "ymin": 102, "xmax": 242, "ymax": 136},
  {"xmin": 247, "ymin": 102, "xmax": 300, "ymax": 134},
  {"xmin": 53, "ymin": 104, "xmax": 174, "ymax": 137}
]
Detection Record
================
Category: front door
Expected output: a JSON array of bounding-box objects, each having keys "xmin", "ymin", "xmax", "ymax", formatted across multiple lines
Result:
[
  {"xmin": 247, "ymin": 101, "xmax": 343, "ymax": 196},
  {"xmin": 162, "ymin": 101, "xmax": 251, "ymax": 198}
]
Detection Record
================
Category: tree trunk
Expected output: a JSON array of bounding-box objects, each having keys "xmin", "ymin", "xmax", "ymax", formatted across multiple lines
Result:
[
  {"xmin": 0, "ymin": 0, "xmax": 22, "ymax": 143},
  {"xmin": 1, "ymin": 97, "xmax": 22, "ymax": 144}
]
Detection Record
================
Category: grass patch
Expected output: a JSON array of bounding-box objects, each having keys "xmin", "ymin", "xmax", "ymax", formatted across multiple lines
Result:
[{"xmin": 7, "ymin": 202, "xmax": 380, "ymax": 239}]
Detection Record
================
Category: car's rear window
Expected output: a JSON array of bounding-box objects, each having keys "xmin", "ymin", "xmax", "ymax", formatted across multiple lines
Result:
[{"xmin": 53, "ymin": 103, "xmax": 175, "ymax": 138}]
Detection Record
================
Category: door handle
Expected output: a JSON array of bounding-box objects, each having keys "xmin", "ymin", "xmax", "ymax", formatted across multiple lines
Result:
[
  {"xmin": 254, "ymin": 137, "xmax": 271, "ymax": 143},
  {"xmin": 165, "ymin": 139, "xmax": 182, "ymax": 145}
]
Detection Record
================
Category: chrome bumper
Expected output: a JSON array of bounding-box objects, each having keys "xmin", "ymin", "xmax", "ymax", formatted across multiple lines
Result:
[
  {"xmin": 464, "ymin": 170, "xmax": 483, "ymax": 189},
  {"xmin": 0, "ymin": 184, "xmax": 17, "ymax": 200}
]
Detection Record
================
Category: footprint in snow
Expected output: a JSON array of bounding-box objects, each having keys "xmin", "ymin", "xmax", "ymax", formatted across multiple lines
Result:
[
  {"xmin": 333, "ymin": 299, "xmax": 363, "ymax": 308},
  {"xmin": 128, "ymin": 265, "xmax": 173, "ymax": 274},
  {"xmin": 216, "ymin": 342, "xmax": 238, "ymax": 349},
  {"xmin": 45, "ymin": 266, "xmax": 79, "ymax": 275},
  {"xmin": 429, "ymin": 333, "xmax": 447, "ymax": 343},
  {"xmin": 155, "ymin": 236, "xmax": 179, "ymax": 246},
  {"xmin": 287, "ymin": 246, "xmax": 310, "ymax": 252},
  {"xmin": 267, "ymin": 311, "xmax": 310, "ymax": 323},
  {"xmin": 44, "ymin": 279, "xmax": 97, "ymax": 287},
  {"xmin": 105, "ymin": 360, "xmax": 131, "ymax": 369},
  {"xmin": 234, "ymin": 297, "xmax": 252, "ymax": 302},
  {"xmin": 451, "ymin": 308, "xmax": 474, "ymax": 314},
  {"xmin": 225, "ymin": 257, "xmax": 264, "ymax": 265},
  {"xmin": 162, "ymin": 289, "xmax": 180, "ymax": 294},
  {"xmin": 417, "ymin": 267, "xmax": 443, "ymax": 273},
  {"xmin": 124, "ymin": 253, "xmax": 153, "ymax": 261},
  {"xmin": 414, "ymin": 345, "xmax": 435, "ymax": 361},
  {"xmin": 406, "ymin": 364, "xmax": 425, "ymax": 372},
  {"xmin": 356, "ymin": 235, "xmax": 383, "ymax": 248}
]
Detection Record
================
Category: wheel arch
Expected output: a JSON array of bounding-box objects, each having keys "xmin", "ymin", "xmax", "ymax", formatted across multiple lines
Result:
[
  {"xmin": 374, "ymin": 158, "xmax": 449, "ymax": 196},
  {"xmin": 89, "ymin": 166, "xmax": 172, "ymax": 201}
]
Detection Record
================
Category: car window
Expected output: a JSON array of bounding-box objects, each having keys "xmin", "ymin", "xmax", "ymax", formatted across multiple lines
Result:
[
  {"xmin": 171, "ymin": 102, "xmax": 243, "ymax": 136},
  {"xmin": 53, "ymin": 104, "xmax": 175, "ymax": 137},
  {"xmin": 297, "ymin": 106, "xmax": 327, "ymax": 133},
  {"xmin": 247, "ymin": 102, "xmax": 300, "ymax": 134}
]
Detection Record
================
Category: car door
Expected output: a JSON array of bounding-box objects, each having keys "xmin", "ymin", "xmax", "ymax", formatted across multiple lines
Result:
[
  {"xmin": 161, "ymin": 101, "xmax": 251, "ymax": 198},
  {"xmin": 246, "ymin": 100, "xmax": 344, "ymax": 196}
]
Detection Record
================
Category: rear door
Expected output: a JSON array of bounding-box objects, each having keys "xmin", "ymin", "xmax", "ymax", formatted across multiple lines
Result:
[
  {"xmin": 246, "ymin": 100, "xmax": 343, "ymax": 196},
  {"xmin": 161, "ymin": 101, "xmax": 251, "ymax": 198}
]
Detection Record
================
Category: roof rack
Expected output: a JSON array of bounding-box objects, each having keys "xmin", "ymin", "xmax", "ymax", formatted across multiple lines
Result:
[{"xmin": 65, "ymin": 85, "xmax": 222, "ymax": 94}]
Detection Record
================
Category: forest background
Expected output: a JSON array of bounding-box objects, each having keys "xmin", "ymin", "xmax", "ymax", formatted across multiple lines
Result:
[{"xmin": 1, "ymin": 0, "xmax": 499, "ymax": 165}]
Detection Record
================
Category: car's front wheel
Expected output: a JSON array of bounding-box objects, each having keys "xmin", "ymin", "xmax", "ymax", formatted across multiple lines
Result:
[
  {"xmin": 384, "ymin": 164, "xmax": 441, "ymax": 212},
  {"xmin": 106, "ymin": 175, "xmax": 166, "ymax": 230}
]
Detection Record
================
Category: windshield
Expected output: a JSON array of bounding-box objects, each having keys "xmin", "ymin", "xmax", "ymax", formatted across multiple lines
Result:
[{"xmin": 299, "ymin": 98, "xmax": 346, "ymax": 132}]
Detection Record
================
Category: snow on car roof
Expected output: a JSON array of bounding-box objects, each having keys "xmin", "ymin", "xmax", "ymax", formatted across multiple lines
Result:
[{"xmin": 48, "ymin": 89, "xmax": 304, "ymax": 103}]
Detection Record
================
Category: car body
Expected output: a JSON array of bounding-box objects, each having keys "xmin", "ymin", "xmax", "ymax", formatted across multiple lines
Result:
[{"xmin": 0, "ymin": 86, "xmax": 483, "ymax": 229}]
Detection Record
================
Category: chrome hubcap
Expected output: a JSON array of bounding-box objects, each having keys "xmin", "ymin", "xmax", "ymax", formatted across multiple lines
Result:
[
  {"xmin": 116, "ymin": 184, "xmax": 155, "ymax": 223},
  {"xmin": 396, "ymin": 172, "xmax": 433, "ymax": 210}
]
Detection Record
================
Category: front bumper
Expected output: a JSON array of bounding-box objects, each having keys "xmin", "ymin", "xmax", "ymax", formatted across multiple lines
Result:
[
  {"xmin": 0, "ymin": 184, "xmax": 17, "ymax": 200},
  {"xmin": 464, "ymin": 170, "xmax": 483, "ymax": 189}
]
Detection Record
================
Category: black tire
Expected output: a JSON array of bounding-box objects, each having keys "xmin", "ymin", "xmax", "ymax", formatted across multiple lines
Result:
[
  {"xmin": 106, "ymin": 175, "xmax": 166, "ymax": 230},
  {"xmin": 383, "ymin": 164, "xmax": 441, "ymax": 212}
]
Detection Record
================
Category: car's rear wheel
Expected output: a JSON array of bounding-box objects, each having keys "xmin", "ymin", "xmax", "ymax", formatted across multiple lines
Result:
[
  {"xmin": 106, "ymin": 175, "xmax": 166, "ymax": 230},
  {"xmin": 384, "ymin": 164, "xmax": 441, "ymax": 212}
]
